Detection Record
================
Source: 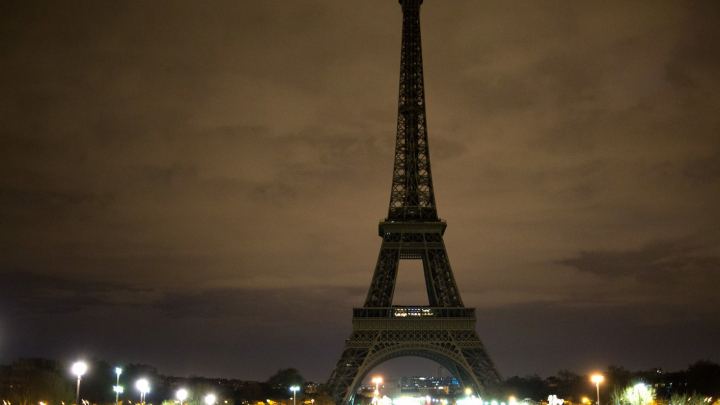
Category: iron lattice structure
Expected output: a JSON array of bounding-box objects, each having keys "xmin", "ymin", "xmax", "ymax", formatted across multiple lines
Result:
[{"xmin": 325, "ymin": 1, "xmax": 502, "ymax": 404}]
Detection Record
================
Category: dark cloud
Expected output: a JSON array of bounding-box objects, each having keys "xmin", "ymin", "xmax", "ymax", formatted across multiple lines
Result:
[
  {"xmin": 684, "ymin": 150, "xmax": 720, "ymax": 184},
  {"xmin": 558, "ymin": 238, "xmax": 720, "ymax": 281},
  {"xmin": 0, "ymin": 270, "xmax": 152, "ymax": 315},
  {"xmin": 0, "ymin": 187, "xmax": 111, "ymax": 210},
  {"xmin": 554, "ymin": 237, "xmax": 720, "ymax": 326}
]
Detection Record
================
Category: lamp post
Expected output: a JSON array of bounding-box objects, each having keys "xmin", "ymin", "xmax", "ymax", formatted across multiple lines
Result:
[
  {"xmin": 591, "ymin": 375, "xmax": 604, "ymax": 405},
  {"xmin": 114, "ymin": 386, "xmax": 124, "ymax": 405},
  {"xmin": 115, "ymin": 368, "xmax": 123, "ymax": 405},
  {"xmin": 290, "ymin": 386, "xmax": 300, "ymax": 405},
  {"xmin": 72, "ymin": 361, "xmax": 88, "ymax": 405},
  {"xmin": 177, "ymin": 389, "xmax": 188, "ymax": 405},
  {"xmin": 136, "ymin": 379, "xmax": 150, "ymax": 404},
  {"xmin": 204, "ymin": 394, "xmax": 216, "ymax": 405},
  {"xmin": 372, "ymin": 377, "xmax": 383, "ymax": 397}
]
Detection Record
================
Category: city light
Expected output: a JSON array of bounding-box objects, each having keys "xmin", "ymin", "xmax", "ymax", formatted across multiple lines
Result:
[
  {"xmin": 177, "ymin": 389, "xmax": 189, "ymax": 404},
  {"xmin": 204, "ymin": 394, "xmax": 216, "ymax": 405},
  {"xmin": 457, "ymin": 397, "xmax": 484, "ymax": 405},
  {"xmin": 115, "ymin": 368, "xmax": 122, "ymax": 405},
  {"xmin": 372, "ymin": 377, "xmax": 383, "ymax": 396},
  {"xmin": 72, "ymin": 361, "xmax": 87, "ymax": 405},
  {"xmin": 136, "ymin": 379, "xmax": 150, "ymax": 404},
  {"xmin": 72, "ymin": 362, "xmax": 87, "ymax": 377},
  {"xmin": 290, "ymin": 386, "xmax": 300, "ymax": 405},
  {"xmin": 591, "ymin": 374, "xmax": 604, "ymax": 405}
]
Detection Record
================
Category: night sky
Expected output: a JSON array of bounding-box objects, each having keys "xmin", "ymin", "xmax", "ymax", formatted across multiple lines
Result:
[{"xmin": 1, "ymin": 1, "xmax": 719, "ymax": 383}]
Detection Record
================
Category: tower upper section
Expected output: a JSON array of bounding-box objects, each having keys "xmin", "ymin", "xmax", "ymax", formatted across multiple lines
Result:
[{"xmin": 387, "ymin": 0, "xmax": 438, "ymax": 222}]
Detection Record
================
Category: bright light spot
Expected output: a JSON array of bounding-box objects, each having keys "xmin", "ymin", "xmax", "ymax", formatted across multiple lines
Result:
[
  {"xmin": 116, "ymin": 367, "xmax": 123, "ymax": 376},
  {"xmin": 136, "ymin": 379, "xmax": 150, "ymax": 394},
  {"xmin": 591, "ymin": 375, "xmax": 604, "ymax": 384},
  {"xmin": 177, "ymin": 389, "xmax": 188, "ymax": 401},
  {"xmin": 72, "ymin": 362, "xmax": 87, "ymax": 377},
  {"xmin": 205, "ymin": 395, "xmax": 216, "ymax": 405},
  {"xmin": 378, "ymin": 396, "xmax": 392, "ymax": 405},
  {"xmin": 457, "ymin": 397, "xmax": 484, "ymax": 405}
]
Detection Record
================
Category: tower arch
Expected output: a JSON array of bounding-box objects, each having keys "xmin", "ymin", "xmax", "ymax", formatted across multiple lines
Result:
[{"xmin": 345, "ymin": 343, "xmax": 482, "ymax": 405}]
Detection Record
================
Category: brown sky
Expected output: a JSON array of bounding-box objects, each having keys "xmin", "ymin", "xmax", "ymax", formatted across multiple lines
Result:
[{"xmin": 1, "ymin": 1, "xmax": 719, "ymax": 382}]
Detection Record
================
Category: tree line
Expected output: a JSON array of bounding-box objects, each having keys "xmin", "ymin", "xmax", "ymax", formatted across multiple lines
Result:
[
  {"xmin": 502, "ymin": 361, "xmax": 720, "ymax": 403},
  {"xmin": 2, "ymin": 358, "xmax": 719, "ymax": 405}
]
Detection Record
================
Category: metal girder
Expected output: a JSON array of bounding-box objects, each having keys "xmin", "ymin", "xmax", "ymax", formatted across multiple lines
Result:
[
  {"xmin": 363, "ymin": 225, "xmax": 463, "ymax": 308},
  {"xmin": 388, "ymin": 0, "xmax": 437, "ymax": 222}
]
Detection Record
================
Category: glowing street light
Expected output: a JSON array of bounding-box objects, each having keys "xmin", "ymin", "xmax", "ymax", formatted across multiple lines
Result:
[
  {"xmin": 290, "ymin": 386, "xmax": 300, "ymax": 405},
  {"xmin": 136, "ymin": 379, "xmax": 150, "ymax": 404},
  {"xmin": 372, "ymin": 377, "xmax": 383, "ymax": 396},
  {"xmin": 205, "ymin": 394, "xmax": 216, "ymax": 405},
  {"xmin": 465, "ymin": 388, "xmax": 473, "ymax": 397},
  {"xmin": 115, "ymin": 368, "xmax": 123, "ymax": 405},
  {"xmin": 72, "ymin": 361, "xmax": 87, "ymax": 405},
  {"xmin": 591, "ymin": 375, "xmax": 604, "ymax": 405},
  {"xmin": 114, "ymin": 386, "xmax": 124, "ymax": 402},
  {"xmin": 177, "ymin": 389, "xmax": 188, "ymax": 405}
]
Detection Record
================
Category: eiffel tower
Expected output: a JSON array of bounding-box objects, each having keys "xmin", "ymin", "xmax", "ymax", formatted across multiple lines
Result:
[{"xmin": 325, "ymin": 1, "xmax": 502, "ymax": 404}]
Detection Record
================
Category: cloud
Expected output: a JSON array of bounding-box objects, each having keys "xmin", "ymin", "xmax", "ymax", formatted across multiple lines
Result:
[
  {"xmin": 0, "ymin": 270, "xmax": 156, "ymax": 315},
  {"xmin": 0, "ymin": 267, "xmax": 364, "ymax": 322},
  {"xmin": 684, "ymin": 149, "xmax": 720, "ymax": 184},
  {"xmin": 554, "ymin": 237, "xmax": 720, "ymax": 322},
  {"xmin": 557, "ymin": 238, "xmax": 720, "ymax": 280}
]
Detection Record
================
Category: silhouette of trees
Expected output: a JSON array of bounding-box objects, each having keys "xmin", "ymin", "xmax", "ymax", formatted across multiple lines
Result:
[
  {"xmin": 267, "ymin": 368, "xmax": 305, "ymax": 389},
  {"xmin": 0, "ymin": 368, "xmax": 73, "ymax": 405}
]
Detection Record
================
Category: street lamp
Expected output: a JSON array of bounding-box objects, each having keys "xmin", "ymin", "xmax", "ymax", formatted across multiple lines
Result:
[
  {"xmin": 465, "ymin": 388, "xmax": 472, "ymax": 397},
  {"xmin": 136, "ymin": 379, "xmax": 150, "ymax": 404},
  {"xmin": 372, "ymin": 377, "xmax": 383, "ymax": 396},
  {"xmin": 290, "ymin": 386, "xmax": 300, "ymax": 405},
  {"xmin": 72, "ymin": 361, "xmax": 88, "ymax": 405},
  {"xmin": 591, "ymin": 375, "xmax": 604, "ymax": 405},
  {"xmin": 204, "ymin": 395, "xmax": 216, "ymax": 405},
  {"xmin": 177, "ymin": 389, "xmax": 188, "ymax": 405},
  {"xmin": 114, "ymin": 387, "xmax": 124, "ymax": 404},
  {"xmin": 115, "ymin": 368, "xmax": 123, "ymax": 405}
]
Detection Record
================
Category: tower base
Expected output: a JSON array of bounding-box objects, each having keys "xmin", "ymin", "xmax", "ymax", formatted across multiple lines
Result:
[{"xmin": 326, "ymin": 307, "xmax": 502, "ymax": 405}]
